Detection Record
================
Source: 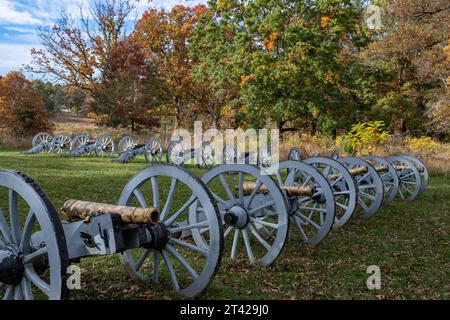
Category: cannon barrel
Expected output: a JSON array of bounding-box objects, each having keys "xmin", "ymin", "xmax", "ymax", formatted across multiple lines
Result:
[
  {"xmin": 242, "ymin": 181, "xmax": 314, "ymax": 197},
  {"xmin": 62, "ymin": 200, "xmax": 160, "ymax": 225}
]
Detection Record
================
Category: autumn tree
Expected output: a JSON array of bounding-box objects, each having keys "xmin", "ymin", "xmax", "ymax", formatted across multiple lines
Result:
[
  {"xmin": 0, "ymin": 72, "xmax": 52, "ymax": 136},
  {"xmin": 93, "ymin": 37, "xmax": 161, "ymax": 130},
  {"xmin": 360, "ymin": 0, "xmax": 450, "ymax": 134},
  {"xmin": 27, "ymin": 0, "xmax": 138, "ymax": 92},
  {"xmin": 134, "ymin": 5, "xmax": 209, "ymax": 127},
  {"xmin": 191, "ymin": 0, "xmax": 371, "ymax": 134}
]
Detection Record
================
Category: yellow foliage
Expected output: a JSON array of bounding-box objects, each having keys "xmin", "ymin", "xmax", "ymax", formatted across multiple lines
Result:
[
  {"xmin": 321, "ymin": 16, "xmax": 331, "ymax": 29},
  {"xmin": 405, "ymin": 137, "xmax": 440, "ymax": 153},
  {"xmin": 325, "ymin": 71, "xmax": 335, "ymax": 84},
  {"xmin": 240, "ymin": 74, "xmax": 256, "ymax": 86},
  {"xmin": 264, "ymin": 32, "xmax": 279, "ymax": 51},
  {"xmin": 336, "ymin": 121, "xmax": 390, "ymax": 156},
  {"xmin": 217, "ymin": 0, "xmax": 233, "ymax": 10}
]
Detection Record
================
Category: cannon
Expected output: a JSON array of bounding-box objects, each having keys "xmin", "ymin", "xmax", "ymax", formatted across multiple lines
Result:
[
  {"xmin": 0, "ymin": 165, "xmax": 224, "ymax": 300},
  {"xmin": 289, "ymin": 147, "xmax": 426, "ymax": 223},
  {"xmin": 23, "ymin": 132, "xmax": 54, "ymax": 154},
  {"xmin": 187, "ymin": 161, "xmax": 337, "ymax": 266},
  {"xmin": 166, "ymin": 140, "xmax": 216, "ymax": 169},
  {"xmin": 116, "ymin": 136, "xmax": 163, "ymax": 164},
  {"xmin": 69, "ymin": 134, "xmax": 115, "ymax": 158},
  {"xmin": 50, "ymin": 133, "xmax": 72, "ymax": 154}
]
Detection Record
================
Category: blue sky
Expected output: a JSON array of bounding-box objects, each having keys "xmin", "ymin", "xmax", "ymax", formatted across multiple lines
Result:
[{"xmin": 0, "ymin": 0, "xmax": 207, "ymax": 77}]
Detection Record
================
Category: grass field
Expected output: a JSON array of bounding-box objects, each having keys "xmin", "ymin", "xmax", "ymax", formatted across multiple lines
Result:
[{"xmin": 0, "ymin": 149, "xmax": 449, "ymax": 300}]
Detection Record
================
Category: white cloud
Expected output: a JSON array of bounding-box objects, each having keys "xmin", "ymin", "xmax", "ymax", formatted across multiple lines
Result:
[
  {"xmin": 0, "ymin": 0, "xmax": 42, "ymax": 25},
  {"xmin": 0, "ymin": 43, "xmax": 41, "ymax": 75}
]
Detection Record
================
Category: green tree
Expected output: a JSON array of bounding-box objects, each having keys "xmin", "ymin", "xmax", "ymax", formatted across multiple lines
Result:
[
  {"xmin": 32, "ymin": 80, "xmax": 56, "ymax": 112},
  {"xmin": 191, "ymin": 0, "xmax": 371, "ymax": 134}
]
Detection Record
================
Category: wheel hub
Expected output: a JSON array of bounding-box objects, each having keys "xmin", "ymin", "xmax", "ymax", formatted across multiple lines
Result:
[
  {"xmin": 224, "ymin": 206, "xmax": 249, "ymax": 229},
  {"xmin": 0, "ymin": 244, "xmax": 24, "ymax": 286}
]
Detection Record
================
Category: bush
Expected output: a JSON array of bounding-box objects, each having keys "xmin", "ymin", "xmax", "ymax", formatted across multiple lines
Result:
[
  {"xmin": 336, "ymin": 121, "xmax": 390, "ymax": 155},
  {"xmin": 405, "ymin": 136, "xmax": 440, "ymax": 153}
]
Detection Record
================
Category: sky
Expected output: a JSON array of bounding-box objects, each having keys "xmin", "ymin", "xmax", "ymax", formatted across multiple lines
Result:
[{"xmin": 0, "ymin": 0, "xmax": 207, "ymax": 77}]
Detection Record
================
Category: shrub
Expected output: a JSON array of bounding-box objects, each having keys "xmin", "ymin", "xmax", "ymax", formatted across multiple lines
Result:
[
  {"xmin": 405, "ymin": 136, "xmax": 440, "ymax": 153},
  {"xmin": 336, "ymin": 121, "xmax": 390, "ymax": 156}
]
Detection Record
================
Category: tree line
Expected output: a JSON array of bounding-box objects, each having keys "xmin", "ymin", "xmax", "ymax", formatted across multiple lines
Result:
[{"xmin": 1, "ymin": 0, "xmax": 448, "ymax": 138}]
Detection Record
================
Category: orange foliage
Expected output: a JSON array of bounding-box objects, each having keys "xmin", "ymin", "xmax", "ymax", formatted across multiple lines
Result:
[
  {"xmin": 264, "ymin": 32, "xmax": 279, "ymax": 51},
  {"xmin": 321, "ymin": 16, "xmax": 331, "ymax": 29},
  {"xmin": 240, "ymin": 74, "xmax": 256, "ymax": 86},
  {"xmin": 0, "ymin": 72, "xmax": 52, "ymax": 136}
]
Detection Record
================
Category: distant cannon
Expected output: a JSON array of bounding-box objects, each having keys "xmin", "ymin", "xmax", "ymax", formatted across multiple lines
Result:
[
  {"xmin": 69, "ymin": 134, "xmax": 115, "ymax": 158},
  {"xmin": 115, "ymin": 136, "xmax": 163, "ymax": 164}
]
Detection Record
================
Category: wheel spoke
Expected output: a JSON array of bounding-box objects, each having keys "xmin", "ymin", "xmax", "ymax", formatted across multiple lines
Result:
[
  {"xmin": 293, "ymin": 216, "xmax": 308, "ymax": 241},
  {"xmin": 166, "ymin": 244, "xmax": 199, "ymax": 280},
  {"xmin": 245, "ymin": 179, "xmax": 262, "ymax": 207},
  {"xmin": 23, "ymin": 246, "xmax": 48, "ymax": 264},
  {"xmin": 24, "ymin": 266, "xmax": 50, "ymax": 297},
  {"xmin": 169, "ymin": 237, "xmax": 208, "ymax": 256},
  {"xmin": 242, "ymin": 229, "xmax": 255, "ymax": 263},
  {"xmin": 248, "ymin": 224, "xmax": 271, "ymax": 251},
  {"xmin": 164, "ymin": 194, "xmax": 197, "ymax": 226},
  {"xmin": 250, "ymin": 217, "xmax": 279, "ymax": 229},
  {"xmin": 20, "ymin": 209, "xmax": 36, "ymax": 251},
  {"xmin": 14, "ymin": 285, "xmax": 23, "ymax": 300},
  {"xmin": 358, "ymin": 199, "xmax": 370, "ymax": 212},
  {"xmin": 135, "ymin": 249, "xmax": 151, "ymax": 271},
  {"xmin": 359, "ymin": 192, "xmax": 376, "ymax": 201},
  {"xmin": 296, "ymin": 213, "xmax": 321, "ymax": 230},
  {"xmin": 161, "ymin": 178, "xmax": 178, "ymax": 221},
  {"xmin": 153, "ymin": 251, "xmax": 160, "ymax": 284},
  {"xmin": 169, "ymin": 221, "xmax": 209, "ymax": 234},
  {"xmin": 0, "ymin": 208, "xmax": 13, "ymax": 243},
  {"xmin": 21, "ymin": 278, "xmax": 33, "ymax": 300},
  {"xmin": 3, "ymin": 286, "xmax": 14, "ymax": 300},
  {"xmin": 248, "ymin": 200, "xmax": 275, "ymax": 215},
  {"xmin": 9, "ymin": 190, "xmax": 21, "ymax": 244},
  {"xmin": 161, "ymin": 249, "xmax": 180, "ymax": 291},
  {"xmin": 224, "ymin": 226, "xmax": 234, "ymax": 239},
  {"xmin": 133, "ymin": 189, "xmax": 148, "ymax": 208},
  {"xmin": 231, "ymin": 229, "xmax": 240, "ymax": 259},
  {"xmin": 151, "ymin": 177, "xmax": 159, "ymax": 210},
  {"xmin": 219, "ymin": 174, "xmax": 235, "ymax": 202},
  {"xmin": 238, "ymin": 172, "xmax": 244, "ymax": 204}
]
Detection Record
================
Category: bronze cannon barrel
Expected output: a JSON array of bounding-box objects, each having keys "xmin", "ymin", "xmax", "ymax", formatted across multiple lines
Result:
[
  {"xmin": 62, "ymin": 200, "xmax": 160, "ymax": 225},
  {"xmin": 328, "ymin": 166, "xmax": 369, "ymax": 180},
  {"xmin": 242, "ymin": 182, "xmax": 314, "ymax": 197}
]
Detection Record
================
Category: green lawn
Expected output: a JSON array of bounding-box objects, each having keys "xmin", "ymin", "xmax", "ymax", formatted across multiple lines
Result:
[{"xmin": 0, "ymin": 149, "xmax": 449, "ymax": 300}]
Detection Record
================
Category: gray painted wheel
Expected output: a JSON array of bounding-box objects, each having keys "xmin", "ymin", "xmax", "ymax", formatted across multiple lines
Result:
[
  {"xmin": 303, "ymin": 157, "xmax": 358, "ymax": 228},
  {"xmin": 118, "ymin": 136, "xmax": 136, "ymax": 155},
  {"xmin": 275, "ymin": 161, "xmax": 335, "ymax": 245},
  {"xmin": 222, "ymin": 144, "xmax": 237, "ymax": 164},
  {"xmin": 400, "ymin": 155, "xmax": 428, "ymax": 196},
  {"xmin": 51, "ymin": 133, "xmax": 71, "ymax": 154},
  {"xmin": 0, "ymin": 170, "xmax": 69, "ymax": 300},
  {"xmin": 118, "ymin": 165, "xmax": 223, "ymax": 298},
  {"xmin": 387, "ymin": 156, "xmax": 421, "ymax": 201},
  {"xmin": 199, "ymin": 142, "xmax": 216, "ymax": 168},
  {"xmin": 145, "ymin": 138, "xmax": 163, "ymax": 163},
  {"xmin": 197, "ymin": 164, "xmax": 289, "ymax": 266},
  {"xmin": 363, "ymin": 156, "xmax": 399, "ymax": 205},
  {"xmin": 70, "ymin": 134, "xmax": 90, "ymax": 151},
  {"xmin": 95, "ymin": 135, "xmax": 115, "ymax": 158},
  {"xmin": 166, "ymin": 141, "xmax": 185, "ymax": 165},
  {"xmin": 337, "ymin": 157, "xmax": 384, "ymax": 218},
  {"xmin": 288, "ymin": 147, "xmax": 301, "ymax": 161},
  {"xmin": 258, "ymin": 146, "xmax": 272, "ymax": 168},
  {"xmin": 32, "ymin": 132, "xmax": 52, "ymax": 152}
]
